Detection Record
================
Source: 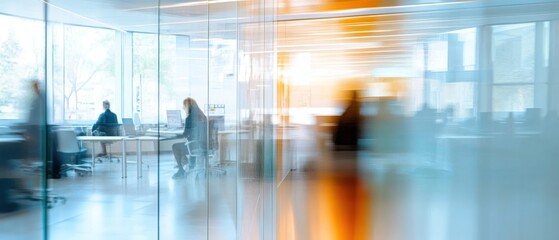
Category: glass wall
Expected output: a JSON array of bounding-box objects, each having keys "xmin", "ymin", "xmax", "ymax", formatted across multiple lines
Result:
[
  {"xmin": 272, "ymin": 1, "xmax": 559, "ymax": 239},
  {"xmin": 157, "ymin": 0, "xmax": 211, "ymax": 239},
  {"xmin": 0, "ymin": 1, "xmax": 45, "ymax": 239},
  {"xmin": 1, "ymin": 0, "xmax": 276, "ymax": 239},
  {"xmin": 45, "ymin": 1, "xmax": 159, "ymax": 239},
  {"xmin": 207, "ymin": 1, "xmax": 239, "ymax": 239},
  {"xmin": 4, "ymin": 0, "xmax": 559, "ymax": 240}
]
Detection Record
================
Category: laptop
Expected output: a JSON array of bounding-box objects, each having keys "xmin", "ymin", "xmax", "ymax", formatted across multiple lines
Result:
[
  {"xmin": 166, "ymin": 110, "xmax": 183, "ymax": 130},
  {"xmin": 122, "ymin": 118, "xmax": 139, "ymax": 137}
]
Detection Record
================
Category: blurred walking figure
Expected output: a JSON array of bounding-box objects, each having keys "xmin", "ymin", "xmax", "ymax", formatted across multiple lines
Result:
[
  {"xmin": 333, "ymin": 90, "xmax": 361, "ymax": 151},
  {"xmin": 0, "ymin": 79, "xmax": 45, "ymax": 212},
  {"xmin": 25, "ymin": 79, "xmax": 45, "ymax": 160}
]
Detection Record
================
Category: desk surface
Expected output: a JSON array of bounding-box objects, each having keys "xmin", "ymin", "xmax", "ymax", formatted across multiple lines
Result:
[
  {"xmin": 146, "ymin": 128, "xmax": 182, "ymax": 134},
  {"xmin": 218, "ymin": 130, "xmax": 250, "ymax": 134},
  {"xmin": 77, "ymin": 136, "xmax": 127, "ymax": 141},
  {"xmin": 0, "ymin": 136, "xmax": 25, "ymax": 143},
  {"xmin": 135, "ymin": 136, "xmax": 169, "ymax": 141},
  {"xmin": 77, "ymin": 135, "xmax": 174, "ymax": 141}
]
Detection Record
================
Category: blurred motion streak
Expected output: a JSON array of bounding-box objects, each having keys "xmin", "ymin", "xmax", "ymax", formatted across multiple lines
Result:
[{"xmin": 276, "ymin": 0, "xmax": 559, "ymax": 240}]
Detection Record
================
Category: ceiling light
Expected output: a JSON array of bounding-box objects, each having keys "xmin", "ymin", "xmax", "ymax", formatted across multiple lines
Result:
[{"xmin": 124, "ymin": 0, "xmax": 240, "ymax": 11}]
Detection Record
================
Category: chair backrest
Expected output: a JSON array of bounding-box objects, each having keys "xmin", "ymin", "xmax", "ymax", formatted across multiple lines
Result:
[{"xmin": 55, "ymin": 129, "xmax": 81, "ymax": 154}]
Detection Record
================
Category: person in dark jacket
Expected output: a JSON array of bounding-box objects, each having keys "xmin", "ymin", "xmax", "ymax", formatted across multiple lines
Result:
[
  {"xmin": 172, "ymin": 97, "xmax": 208, "ymax": 179},
  {"xmin": 92, "ymin": 100, "xmax": 119, "ymax": 156},
  {"xmin": 333, "ymin": 90, "xmax": 361, "ymax": 150}
]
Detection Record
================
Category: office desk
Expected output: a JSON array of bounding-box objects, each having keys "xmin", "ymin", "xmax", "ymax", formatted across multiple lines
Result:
[
  {"xmin": 76, "ymin": 136, "xmax": 128, "ymax": 178},
  {"xmin": 132, "ymin": 136, "xmax": 168, "ymax": 178},
  {"xmin": 78, "ymin": 135, "xmax": 176, "ymax": 179},
  {"xmin": 145, "ymin": 128, "xmax": 182, "ymax": 136}
]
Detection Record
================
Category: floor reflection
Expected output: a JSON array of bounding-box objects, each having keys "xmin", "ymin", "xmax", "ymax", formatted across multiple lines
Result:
[
  {"xmin": 3, "ymin": 124, "xmax": 559, "ymax": 239},
  {"xmin": 280, "ymin": 124, "xmax": 559, "ymax": 240},
  {"xmin": 0, "ymin": 153, "xmax": 238, "ymax": 240}
]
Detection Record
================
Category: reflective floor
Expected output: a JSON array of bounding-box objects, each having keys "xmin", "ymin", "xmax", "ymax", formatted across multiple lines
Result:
[
  {"xmin": 3, "ymin": 124, "xmax": 559, "ymax": 239},
  {"xmin": 279, "ymin": 124, "xmax": 559, "ymax": 240},
  {"xmin": 0, "ymin": 153, "xmax": 238, "ymax": 240}
]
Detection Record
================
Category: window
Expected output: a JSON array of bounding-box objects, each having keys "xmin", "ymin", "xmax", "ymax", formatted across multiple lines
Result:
[
  {"xmin": 454, "ymin": 28, "xmax": 477, "ymax": 71},
  {"xmin": 51, "ymin": 24, "xmax": 119, "ymax": 122},
  {"xmin": 491, "ymin": 23, "xmax": 535, "ymax": 112},
  {"xmin": 427, "ymin": 38, "xmax": 448, "ymax": 72},
  {"xmin": 493, "ymin": 85, "xmax": 534, "ymax": 112},
  {"xmin": 0, "ymin": 14, "xmax": 44, "ymax": 120},
  {"xmin": 132, "ymin": 33, "xmax": 158, "ymax": 123},
  {"xmin": 423, "ymin": 28, "xmax": 477, "ymax": 119},
  {"xmin": 543, "ymin": 22, "xmax": 550, "ymax": 67},
  {"xmin": 132, "ymin": 33, "xmax": 191, "ymax": 123}
]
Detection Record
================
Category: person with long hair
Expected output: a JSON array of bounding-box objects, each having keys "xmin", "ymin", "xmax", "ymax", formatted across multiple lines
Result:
[{"xmin": 172, "ymin": 97, "xmax": 208, "ymax": 179}]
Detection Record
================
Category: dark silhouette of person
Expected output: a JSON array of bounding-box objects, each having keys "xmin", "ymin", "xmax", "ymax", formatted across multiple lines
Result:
[
  {"xmin": 0, "ymin": 80, "xmax": 44, "ymax": 212},
  {"xmin": 333, "ymin": 90, "xmax": 361, "ymax": 150},
  {"xmin": 24, "ymin": 80, "xmax": 45, "ymax": 160},
  {"xmin": 92, "ymin": 100, "xmax": 119, "ymax": 156}
]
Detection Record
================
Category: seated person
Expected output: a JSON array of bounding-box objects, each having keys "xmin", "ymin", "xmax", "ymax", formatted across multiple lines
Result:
[
  {"xmin": 92, "ymin": 100, "xmax": 119, "ymax": 156},
  {"xmin": 172, "ymin": 97, "xmax": 208, "ymax": 179}
]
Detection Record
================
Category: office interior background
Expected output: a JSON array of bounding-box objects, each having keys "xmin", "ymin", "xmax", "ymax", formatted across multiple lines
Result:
[{"xmin": 1, "ymin": 0, "xmax": 559, "ymax": 239}]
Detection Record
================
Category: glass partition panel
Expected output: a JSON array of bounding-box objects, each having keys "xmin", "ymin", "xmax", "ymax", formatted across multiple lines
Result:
[
  {"xmin": 157, "ymin": 0, "xmax": 210, "ymax": 239},
  {"xmin": 208, "ymin": 1, "xmax": 239, "ymax": 239},
  {"xmin": 238, "ymin": 0, "xmax": 277, "ymax": 239},
  {"xmin": 272, "ymin": 2, "xmax": 558, "ymax": 240},
  {"xmin": 0, "ymin": 1, "xmax": 46, "ymax": 239},
  {"xmin": 45, "ymin": 1, "xmax": 159, "ymax": 239},
  {"xmin": 132, "ymin": 32, "xmax": 160, "ymax": 124}
]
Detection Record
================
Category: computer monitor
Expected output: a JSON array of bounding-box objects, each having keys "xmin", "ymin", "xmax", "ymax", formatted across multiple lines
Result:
[
  {"xmin": 166, "ymin": 110, "xmax": 183, "ymax": 129},
  {"xmin": 206, "ymin": 104, "xmax": 225, "ymax": 116},
  {"xmin": 133, "ymin": 112, "xmax": 142, "ymax": 127},
  {"xmin": 122, "ymin": 118, "xmax": 137, "ymax": 137},
  {"xmin": 122, "ymin": 118, "xmax": 133, "ymax": 124}
]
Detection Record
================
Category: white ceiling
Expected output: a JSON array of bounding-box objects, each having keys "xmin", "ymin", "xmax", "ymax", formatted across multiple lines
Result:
[
  {"xmin": 1, "ymin": 0, "xmax": 558, "ymax": 36},
  {"xmin": 272, "ymin": 0, "xmax": 559, "ymax": 79},
  {"xmin": 0, "ymin": 0, "xmax": 238, "ymax": 39},
  {"xmin": 2, "ymin": 0, "xmax": 558, "ymax": 79}
]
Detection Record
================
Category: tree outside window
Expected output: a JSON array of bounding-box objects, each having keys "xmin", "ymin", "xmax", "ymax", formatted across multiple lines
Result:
[{"xmin": 52, "ymin": 24, "xmax": 117, "ymax": 122}]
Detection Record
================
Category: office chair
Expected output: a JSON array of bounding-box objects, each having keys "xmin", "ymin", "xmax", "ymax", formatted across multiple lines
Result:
[
  {"xmin": 95, "ymin": 125, "xmax": 121, "ymax": 163},
  {"xmin": 0, "ymin": 128, "xmax": 66, "ymax": 211},
  {"xmin": 183, "ymin": 137, "xmax": 225, "ymax": 179},
  {"xmin": 55, "ymin": 129, "xmax": 91, "ymax": 176}
]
